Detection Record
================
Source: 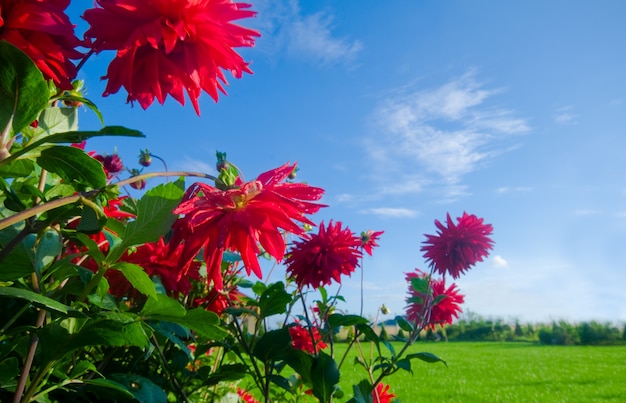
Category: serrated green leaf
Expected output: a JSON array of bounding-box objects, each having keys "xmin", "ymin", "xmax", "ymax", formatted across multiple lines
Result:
[
  {"xmin": 158, "ymin": 308, "xmax": 228, "ymax": 340},
  {"xmin": 140, "ymin": 294, "xmax": 186, "ymax": 318},
  {"xmin": 107, "ymin": 179, "xmax": 184, "ymax": 263},
  {"xmin": 0, "ymin": 41, "xmax": 49, "ymax": 135},
  {"xmin": 37, "ymin": 146, "xmax": 106, "ymax": 189},
  {"xmin": 114, "ymin": 262, "xmax": 157, "ymax": 299},
  {"xmin": 38, "ymin": 106, "xmax": 78, "ymax": 135}
]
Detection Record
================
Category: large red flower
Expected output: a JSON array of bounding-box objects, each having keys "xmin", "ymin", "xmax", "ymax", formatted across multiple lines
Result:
[
  {"xmin": 285, "ymin": 220, "xmax": 362, "ymax": 289},
  {"xmin": 405, "ymin": 270, "xmax": 464, "ymax": 329},
  {"xmin": 0, "ymin": 0, "xmax": 82, "ymax": 89},
  {"xmin": 421, "ymin": 212, "xmax": 494, "ymax": 279},
  {"xmin": 171, "ymin": 163, "xmax": 325, "ymax": 290},
  {"xmin": 112, "ymin": 238, "xmax": 201, "ymax": 298},
  {"xmin": 372, "ymin": 383, "xmax": 396, "ymax": 403},
  {"xmin": 288, "ymin": 324, "xmax": 327, "ymax": 354},
  {"xmin": 83, "ymin": 0, "xmax": 260, "ymax": 114}
]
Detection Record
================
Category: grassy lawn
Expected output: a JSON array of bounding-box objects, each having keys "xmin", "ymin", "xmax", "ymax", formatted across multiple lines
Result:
[{"xmin": 333, "ymin": 341, "xmax": 626, "ymax": 402}]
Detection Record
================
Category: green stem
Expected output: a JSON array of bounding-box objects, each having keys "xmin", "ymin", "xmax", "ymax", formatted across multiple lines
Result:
[{"xmin": 13, "ymin": 309, "xmax": 46, "ymax": 403}]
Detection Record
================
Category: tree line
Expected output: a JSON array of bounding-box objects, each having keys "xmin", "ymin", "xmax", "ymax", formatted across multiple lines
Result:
[{"xmin": 374, "ymin": 313, "xmax": 626, "ymax": 346}]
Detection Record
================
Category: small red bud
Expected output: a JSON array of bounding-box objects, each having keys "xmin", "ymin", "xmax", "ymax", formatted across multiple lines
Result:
[
  {"xmin": 138, "ymin": 150, "xmax": 152, "ymax": 167},
  {"xmin": 130, "ymin": 179, "xmax": 146, "ymax": 190}
]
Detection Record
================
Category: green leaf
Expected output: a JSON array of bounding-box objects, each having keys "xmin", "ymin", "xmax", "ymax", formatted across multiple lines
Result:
[
  {"xmin": 38, "ymin": 106, "xmax": 78, "ymax": 135},
  {"xmin": 109, "ymin": 373, "xmax": 167, "ymax": 403},
  {"xmin": 406, "ymin": 351, "xmax": 447, "ymax": 366},
  {"xmin": 0, "ymin": 126, "xmax": 144, "ymax": 166},
  {"xmin": 253, "ymin": 328, "xmax": 292, "ymax": 362},
  {"xmin": 80, "ymin": 378, "xmax": 135, "ymax": 399},
  {"xmin": 258, "ymin": 281, "xmax": 291, "ymax": 319},
  {"xmin": 327, "ymin": 314, "xmax": 369, "ymax": 329},
  {"xmin": 395, "ymin": 315, "xmax": 415, "ymax": 332},
  {"xmin": 396, "ymin": 357, "xmax": 412, "ymax": 374},
  {"xmin": 140, "ymin": 294, "xmax": 186, "ymax": 318},
  {"xmin": 75, "ymin": 203, "xmax": 107, "ymax": 234},
  {"xmin": 114, "ymin": 262, "xmax": 157, "ymax": 299},
  {"xmin": 0, "ymin": 286, "xmax": 71, "ymax": 314},
  {"xmin": 69, "ymin": 360, "xmax": 99, "ymax": 379},
  {"xmin": 0, "ymin": 357, "xmax": 19, "ymax": 384},
  {"xmin": 0, "ymin": 224, "xmax": 34, "ymax": 281},
  {"xmin": 201, "ymin": 363, "xmax": 247, "ymax": 386},
  {"xmin": 37, "ymin": 146, "xmax": 106, "ymax": 189},
  {"xmin": 284, "ymin": 349, "xmax": 314, "ymax": 385},
  {"xmin": 0, "ymin": 158, "xmax": 34, "ymax": 178},
  {"xmin": 348, "ymin": 380, "xmax": 373, "ymax": 403},
  {"xmin": 69, "ymin": 319, "xmax": 151, "ymax": 350},
  {"xmin": 107, "ymin": 179, "xmax": 184, "ymax": 263},
  {"xmin": 0, "ymin": 41, "xmax": 49, "ymax": 135},
  {"xmin": 158, "ymin": 309, "xmax": 228, "ymax": 340},
  {"xmin": 311, "ymin": 352, "xmax": 340, "ymax": 403},
  {"xmin": 35, "ymin": 229, "xmax": 62, "ymax": 273}
]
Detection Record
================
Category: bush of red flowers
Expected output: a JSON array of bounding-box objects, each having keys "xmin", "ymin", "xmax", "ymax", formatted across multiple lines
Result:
[{"xmin": 0, "ymin": 1, "xmax": 494, "ymax": 402}]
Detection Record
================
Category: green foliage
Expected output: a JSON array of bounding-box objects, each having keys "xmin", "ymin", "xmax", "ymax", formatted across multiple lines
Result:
[{"xmin": 0, "ymin": 41, "xmax": 49, "ymax": 136}]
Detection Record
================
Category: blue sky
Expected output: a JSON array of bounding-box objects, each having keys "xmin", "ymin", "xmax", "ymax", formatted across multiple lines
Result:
[{"xmin": 68, "ymin": 1, "xmax": 626, "ymax": 323}]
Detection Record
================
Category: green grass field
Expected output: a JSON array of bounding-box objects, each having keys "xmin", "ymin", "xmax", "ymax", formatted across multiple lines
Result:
[{"xmin": 334, "ymin": 341, "xmax": 626, "ymax": 402}]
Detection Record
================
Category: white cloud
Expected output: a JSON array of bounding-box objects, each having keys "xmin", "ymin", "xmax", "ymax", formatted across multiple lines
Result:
[
  {"xmin": 572, "ymin": 209, "xmax": 602, "ymax": 216},
  {"xmin": 496, "ymin": 186, "xmax": 531, "ymax": 194},
  {"xmin": 554, "ymin": 106, "xmax": 577, "ymax": 125},
  {"xmin": 360, "ymin": 207, "xmax": 419, "ymax": 218},
  {"xmin": 176, "ymin": 157, "xmax": 214, "ymax": 174},
  {"xmin": 371, "ymin": 72, "xmax": 528, "ymax": 187},
  {"xmin": 251, "ymin": 0, "xmax": 362, "ymax": 66},
  {"xmin": 492, "ymin": 255, "xmax": 509, "ymax": 268}
]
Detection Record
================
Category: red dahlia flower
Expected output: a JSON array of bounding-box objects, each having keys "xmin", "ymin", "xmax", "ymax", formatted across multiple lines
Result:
[
  {"xmin": 83, "ymin": 0, "xmax": 260, "ymax": 114},
  {"xmin": 288, "ymin": 324, "xmax": 327, "ymax": 354},
  {"xmin": 0, "ymin": 0, "xmax": 82, "ymax": 89},
  {"xmin": 171, "ymin": 163, "xmax": 325, "ymax": 290},
  {"xmin": 405, "ymin": 270, "xmax": 464, "ymax": 329},
  {"xmin": 421, "ymin": 212, "xmax": 494, "ymax": 279},
  {"xmin": 108, "ymin": 237, "xmax": 201, "ymax": 298},
  {"xmin": 360, "ymin": 229, "xmax": 383, "ymax": 256},
  {"xmin": 236, "ymin": 388, "xmax": 260, "ymax": 403},
  {"xmin": 285, "ymin": 220, "xmax": 362, "ymax": 289},
  {"xmin": 372, "ymin": 383, "xmax": 396, "ymax": 403}
]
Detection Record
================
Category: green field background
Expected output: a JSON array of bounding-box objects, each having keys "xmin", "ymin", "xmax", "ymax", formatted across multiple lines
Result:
[{"xmin": 335, "ymin": 342, "xmax": 626, "ymax": 402}]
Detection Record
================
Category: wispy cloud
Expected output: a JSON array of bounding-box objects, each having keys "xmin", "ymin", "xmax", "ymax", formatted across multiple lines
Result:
[
  {"xmin": 251, "ymin": 0, "xmax": 362, "ymax": 66},
  {"xmin": 554, "ymin": 106, "xmax": 577, "ymax": 125},
  {"xmin": 496, "ymin": 186, "xmax": 532, "ymax": 194},
  {"xmin": 370, "ymin": 72, "xmax": 529, "ymax": 189},
  {"xmin": 359, "ymin": 207, "xmax": 419, "ymax": 218}
]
